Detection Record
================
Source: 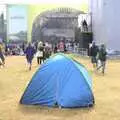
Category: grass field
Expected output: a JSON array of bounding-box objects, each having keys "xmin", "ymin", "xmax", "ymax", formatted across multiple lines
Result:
[{"xmin": 0, "ymin": 55, "xmax": 120, "ymax": 120}]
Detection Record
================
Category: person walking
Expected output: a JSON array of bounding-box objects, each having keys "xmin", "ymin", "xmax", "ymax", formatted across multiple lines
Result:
[
  {"xmin": 90, "ymin": 42, "xmax": 99, "ymax": 68},
  {"xmin": 25, "ymin": 43, "xmax": 35, "ymax": 70},
  {"xmin": 0, "ymin": 42, "xmax": 5, "ymax": 67},
  {"xmin": 97, "ymin": 44, "xmax": 107, "ymax": 74}
]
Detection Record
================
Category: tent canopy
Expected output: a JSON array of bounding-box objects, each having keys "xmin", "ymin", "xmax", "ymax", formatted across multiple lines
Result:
[{"xmin": 20, "ymin": 54, "xmax": 94, "ymax": 108}]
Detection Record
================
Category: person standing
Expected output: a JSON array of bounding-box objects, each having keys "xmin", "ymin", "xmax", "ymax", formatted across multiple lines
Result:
[
  {"xmin": 44, "ymin": 44, "xmax": 51, "ymax": 60},
  {"xmin": 36, "ymin": 41, "xmax": 44, "ymax": 65},
  {"xmin": 54, "ymin": 44, "xmax": 58, "ymax": 53},
  {"xmin": 82, "ymin": 20, "xmax": 88, "ymax": 32},
  {"xmin": 25, "ymin": 43, "xmax": 35, "ymax": 70},
  {"xmin": 22, "ymin": 42, "xmax": 25, "ymax": 53},
  {"xmin": 58, "ymin": 41, "xmax": 64, "ymax": 52},
  {"xmin": 97, "ymin": 44, "xmax": 107, "ymax": 74}
]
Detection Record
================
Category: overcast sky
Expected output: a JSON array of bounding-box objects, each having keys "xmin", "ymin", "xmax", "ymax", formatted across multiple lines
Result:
[{"xmin": 0, "ymin": 0, "xmax": 88, "ymax": 4}]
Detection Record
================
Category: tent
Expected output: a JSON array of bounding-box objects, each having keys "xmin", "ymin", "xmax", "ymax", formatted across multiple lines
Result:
[{"xmin": 20, "ymin": 54, "xmax": 94, "ymax": 108}]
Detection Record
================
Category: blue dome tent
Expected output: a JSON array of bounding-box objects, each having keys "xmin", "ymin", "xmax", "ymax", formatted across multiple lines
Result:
[{"xmin": 20, "ymin": 54, "xmax": 94, "ymax": 108}]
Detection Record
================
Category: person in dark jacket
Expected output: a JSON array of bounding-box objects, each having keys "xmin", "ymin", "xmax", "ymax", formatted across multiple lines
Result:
[
  {"xmin": 97, "ymin": 44, "xmax": 107, "ymax": 74},
  {"xmin": 54, "ymin": 44, "xmax": 58, "ymax": 53},
  {"xmin": 0, "ymin": 42, "xmax": 5, "ymax": 67},
  {"xmin": 82, "ymin": 20, "xmax": 88, "ymax": 32},
  {"xmin": 25, "ymin": 43, "xmax": 35, "ymax": 70},
  {"xmin": 90, "ymin": 42, "xmax": 99, "ymax": 68}
]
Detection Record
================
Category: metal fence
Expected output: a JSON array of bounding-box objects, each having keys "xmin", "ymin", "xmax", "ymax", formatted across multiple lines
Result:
[{"xmin": 67, "ymin": 47, "xmax": 88, "ymax": 56}]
